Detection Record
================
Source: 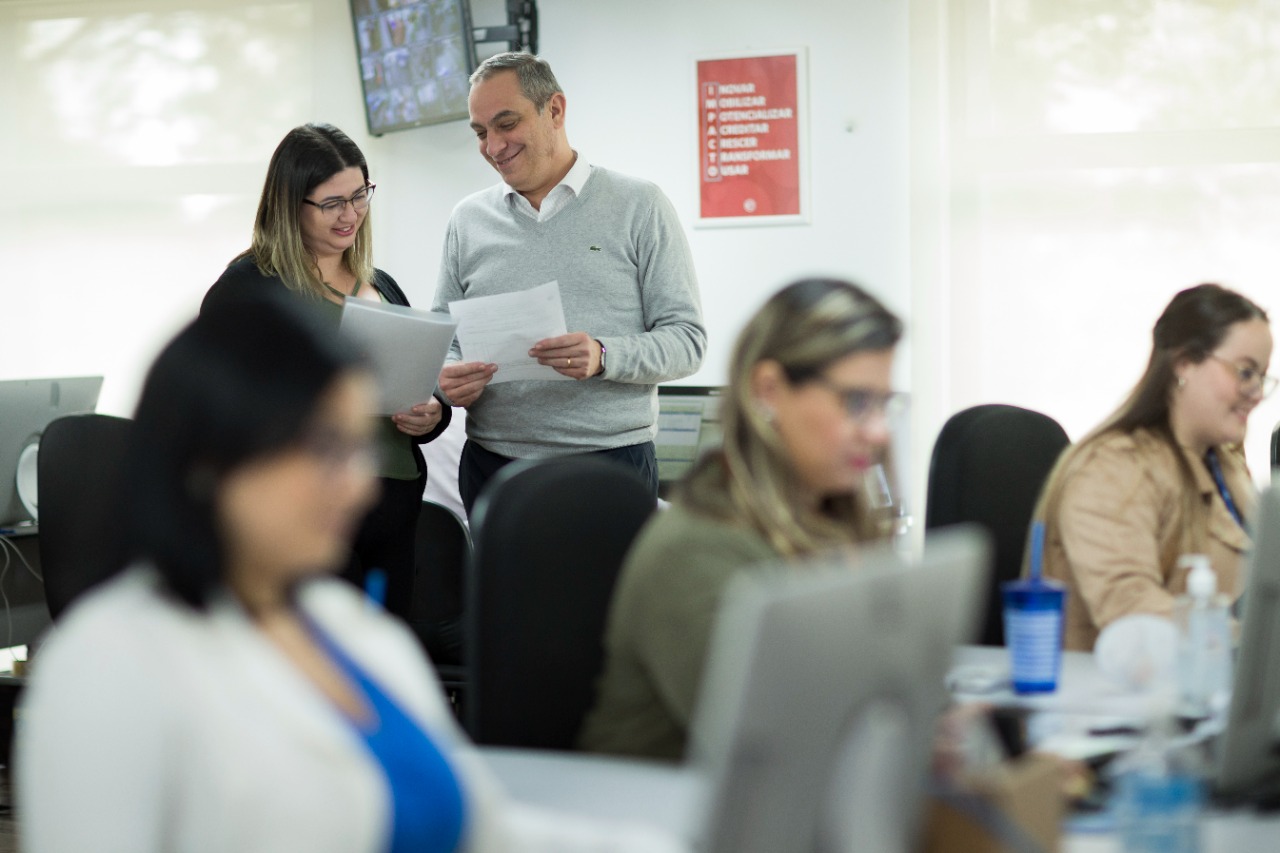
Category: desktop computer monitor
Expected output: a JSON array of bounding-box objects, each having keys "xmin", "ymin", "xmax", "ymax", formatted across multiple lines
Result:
[
  {"xmin": 655, "ymin": 385, "xmax": 724, "ymax": 497},
  {"xmin": 690, "ymin": 527, "xmax": 991, "ymax": 853},
  {"xmin": 0, "ymin": 377, "xmax": 103, "ymax": 528},
  {"xmin": 1215, "ymin": 486, "xmax": 1280, "ymax": 799}
]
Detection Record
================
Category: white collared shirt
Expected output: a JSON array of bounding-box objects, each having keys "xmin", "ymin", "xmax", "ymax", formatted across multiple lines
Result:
[{"xmin": 503, "ymin": 151, "xmax": 593, "ymax": 222}]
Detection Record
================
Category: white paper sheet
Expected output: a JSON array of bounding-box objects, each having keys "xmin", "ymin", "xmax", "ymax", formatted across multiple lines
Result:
[
  {"xmin": 448, "ymin": 280, "xmax": 574, "ymax": 384},
  {"xmin": 338, "ymin": 298, "xmax": 459, "ymax": 415}
]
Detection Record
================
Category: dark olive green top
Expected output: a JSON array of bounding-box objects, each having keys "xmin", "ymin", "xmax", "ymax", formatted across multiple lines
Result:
[{"xmin": 577, "ymin": 502, "xmax": 779, "ymax": 761}]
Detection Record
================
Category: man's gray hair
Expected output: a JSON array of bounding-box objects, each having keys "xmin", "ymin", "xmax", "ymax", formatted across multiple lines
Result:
[{"xmin": 470, "ymin": 51, "xmax": 563, "ymax": 111}]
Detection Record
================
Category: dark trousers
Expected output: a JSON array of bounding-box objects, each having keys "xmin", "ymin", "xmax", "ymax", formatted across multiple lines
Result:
[
  {"xmin": 459, "ymin": 439, "xmax": 658, "ymax": 518},
  {"xmin": 343, "ymin": 473, "xmax": 425, "ymax": 622}
]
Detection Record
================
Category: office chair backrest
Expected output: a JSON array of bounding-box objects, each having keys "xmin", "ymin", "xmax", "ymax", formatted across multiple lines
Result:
[
  {"xmin": 36, "ymin": 413, "xmax": 133, "ymax": 620},
  {"xmin": 1271, "ymin": 421, "xmax": 1278, "ymax": 469},
  {"xmin": 412, "ymin": 500, "xmax": 471, "ymax": 667},
  {"xmin": 466, "ymin": 456, "xmax": 656, "ymax": 749},
  {"xmin": 925, "ymin": 404, "xmax": 1069, "ymax": 646}
]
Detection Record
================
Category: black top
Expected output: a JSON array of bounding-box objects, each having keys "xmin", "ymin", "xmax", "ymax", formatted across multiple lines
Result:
[{"xmin": 203, "ymin": 255, "xmax": 451, "ymax": 479}]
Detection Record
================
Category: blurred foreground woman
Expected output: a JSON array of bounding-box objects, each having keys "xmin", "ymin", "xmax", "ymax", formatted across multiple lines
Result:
[{"xmin": 17, "ymin": 295, "xmax": 683, "ymax": 853}]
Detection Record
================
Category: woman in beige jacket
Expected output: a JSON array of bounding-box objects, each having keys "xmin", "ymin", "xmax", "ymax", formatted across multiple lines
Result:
[{"xmin": 1036, "ymin": 283, "xmax": 1273, "ymax": 651}]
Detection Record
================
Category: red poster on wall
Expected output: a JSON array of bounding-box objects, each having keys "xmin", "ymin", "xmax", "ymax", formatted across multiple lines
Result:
[{"xmin": 696, "ymin": 49, "xmax": 807, "ymax": 225}]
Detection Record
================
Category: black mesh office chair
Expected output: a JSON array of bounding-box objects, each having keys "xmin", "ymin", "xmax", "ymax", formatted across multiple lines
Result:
[
  {"xmin": 36, "ymin": 413, "xmax": 133, "ymax": 620},
  {"xmin": 465, "ymin": 456, "xmax": 655, "ymax": 749},
  {"xmin": 925, "ymin": 404, "xmax": 1070, "ymax": 647}
]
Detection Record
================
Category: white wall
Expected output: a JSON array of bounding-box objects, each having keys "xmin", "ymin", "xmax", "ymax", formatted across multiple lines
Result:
[
  {"xmin": 8, "ymin": 0, "xmax": 1273, "ymax": 532},
  {"xmin": 0, "ymin": 0, "xmax": 915, "ymax": 502},
  {"xmin": 0, "ymin": 0, "xmax": 912, "ymax": 471},
  {"xmin": 375, "ymin": 0, "xmax": 912, "ymax": 388},
  {"xmin": 921, "ymin": 0, "xmax": 1280, "ymax": 485}
]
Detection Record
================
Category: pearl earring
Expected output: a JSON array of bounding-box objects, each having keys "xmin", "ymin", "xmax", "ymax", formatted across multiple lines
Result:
[{"xmin": 1177, "ymin": 376, "xmax": 1187, "ymax": 388}]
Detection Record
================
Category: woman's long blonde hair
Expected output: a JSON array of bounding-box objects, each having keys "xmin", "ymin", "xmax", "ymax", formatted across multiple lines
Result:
[
  {"xmin": 681, "ymin": 278, "xmax": 903, "ymax": 557},
  {"xmin": 234, "ymin": 123, "xmax": 375, "ymax": 297},
  {"xmin": 1034, "ymin": 283, "xmax": 1269, "ymax": 559}
]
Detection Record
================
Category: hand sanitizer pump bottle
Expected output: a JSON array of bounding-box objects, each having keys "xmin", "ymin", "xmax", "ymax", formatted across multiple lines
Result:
[{"xmin": 1174, "ymin": 554, "xmax": 1233, "ymax": 719}]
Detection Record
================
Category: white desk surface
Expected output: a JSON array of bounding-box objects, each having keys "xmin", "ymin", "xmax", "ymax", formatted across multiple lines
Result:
[
  {"xmin": 478, "ymin": 747, "xmax": 704, "ymax": 843},
  {"xmin": 950, "ymin": 645, "xmax": 1156, "ymax": 717},
  {"xmin": 477, "ymin": 647, "xmax": 1280, "ymax": 852},
  {"xmin": 1066, "ymin": 812, "xmax": 1280, "ymax": 852}
]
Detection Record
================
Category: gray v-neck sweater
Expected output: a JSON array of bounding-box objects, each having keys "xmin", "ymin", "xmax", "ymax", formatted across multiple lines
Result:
[{"xmin": 433, "ymin": 166, "xmax": 706, "ymax": 458}]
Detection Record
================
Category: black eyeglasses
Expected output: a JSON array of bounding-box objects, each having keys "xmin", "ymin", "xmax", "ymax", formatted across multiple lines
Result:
[
  {"xmin": 303, "ymin": 184, "xmax": 376, "ymax": 220},
  {"xmin": 1208, "ymin": 354, "xmax": 1277, "ymax": 399},
  {"xmin": 809, "ymin": 376, "xmax": 908, "ymax": 422},
  {"xmin": 297, "ymin": 426, "xmax": 380, "ymax": 475}
]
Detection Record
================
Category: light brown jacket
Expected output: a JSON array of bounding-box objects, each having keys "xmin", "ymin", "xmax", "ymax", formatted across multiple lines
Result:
[{"xmin": 1041, "ymin": 428, "xmax": 1255, "ymax": 651}]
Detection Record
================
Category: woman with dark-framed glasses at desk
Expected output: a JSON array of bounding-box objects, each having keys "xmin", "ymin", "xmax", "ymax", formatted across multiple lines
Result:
[
  {"xmin": 579, "ymin": 277, "xmax": 906, "ymax": 761},
  {"xmin": 203, "ymin": 123, "xmax": 450, "ymax": 633}
]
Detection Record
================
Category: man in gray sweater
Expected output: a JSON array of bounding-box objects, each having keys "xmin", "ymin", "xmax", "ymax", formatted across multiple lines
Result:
[{"xmin": 433, "ymin": 52, "xmax": 706, "ymax": 515}]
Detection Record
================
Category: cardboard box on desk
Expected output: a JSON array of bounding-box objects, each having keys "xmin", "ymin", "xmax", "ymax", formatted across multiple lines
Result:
[{"xmin": 919, "ymin": 753, "xmax": 1064, "ymax": 853}]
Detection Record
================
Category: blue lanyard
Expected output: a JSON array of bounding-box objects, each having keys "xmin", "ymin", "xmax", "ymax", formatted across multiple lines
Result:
[{"xmin": 1204, "ymin": 448, "xmax": 1245, "ymax": 529}]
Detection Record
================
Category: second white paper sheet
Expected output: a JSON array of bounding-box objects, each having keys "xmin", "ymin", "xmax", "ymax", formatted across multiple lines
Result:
[{"xmin": 448, "ymin": 280, "xmax": 574, "ymax": 383}]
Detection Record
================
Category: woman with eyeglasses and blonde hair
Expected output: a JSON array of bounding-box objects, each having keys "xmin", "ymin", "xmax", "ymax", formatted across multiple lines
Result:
[
  {"xmin": 579, "ymin": 278, "xmax": 905, "ymax": 760},
  {"xmin": 1034, "ymin": 283, "xmax": 1274, "ymax": 651},
  {"xmin": 204, "ymin": 123, "xmax": 450, "ymax": 634}
]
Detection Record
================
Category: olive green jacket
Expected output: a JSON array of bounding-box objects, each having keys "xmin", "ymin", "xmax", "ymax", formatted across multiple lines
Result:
[{"xmin": 577, "ymin": 502, "xmax": 777, "ymax": 761}]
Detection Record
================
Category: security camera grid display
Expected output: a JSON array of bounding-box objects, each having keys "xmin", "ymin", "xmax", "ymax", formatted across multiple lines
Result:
[{"xmin": 352, "ymin": 0, "xmax": 474, "ymax": 134}]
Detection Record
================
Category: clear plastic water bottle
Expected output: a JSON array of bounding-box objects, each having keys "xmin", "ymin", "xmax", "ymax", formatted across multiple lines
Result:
[{"xmin": 1117, "ymin": 715, "xmax": 1203, "ymax": 853}]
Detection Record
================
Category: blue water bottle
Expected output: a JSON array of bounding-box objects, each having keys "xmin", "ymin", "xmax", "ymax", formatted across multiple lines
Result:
[{"xmin": 1002, "ymin": 521, "xmax": 1066, "ymax": 693}]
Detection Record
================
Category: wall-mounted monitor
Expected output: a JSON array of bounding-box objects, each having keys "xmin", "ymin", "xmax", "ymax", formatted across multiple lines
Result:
[{"xmin": 350, "ymin": 0, "xmax": 477, "ymax": 135}]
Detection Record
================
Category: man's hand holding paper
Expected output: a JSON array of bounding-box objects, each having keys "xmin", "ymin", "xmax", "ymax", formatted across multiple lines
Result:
[
  {"xmin": 439, "ymin": 361, "xmax": 498, "ymax": 408},
  {"xmin": 447, "ymin": 281, "xmax": 584, "ymax": 386},
  {"xmin": 529, "ymin": 332, "xmax": 603, "ymax": 380}
]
